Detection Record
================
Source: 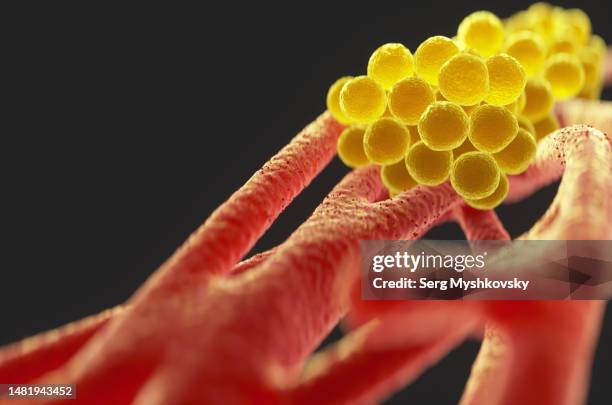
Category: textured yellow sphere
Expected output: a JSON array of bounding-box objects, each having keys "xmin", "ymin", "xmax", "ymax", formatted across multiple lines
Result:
[
  {"xmin": 363, "ymin": 117, "xmax": 411, "ymax": 165},
  {"xmin": 504, "ymin": 31, "xmax": 547, "ymax": 76},
  {"xmin": 339, "ymin": 76, "xmax": 387, "ymax": 124},
  {"xmin": 388, "ymin": 77, "xmax": 435, "ymax": 125},
  {"xmin": 528, "ymin": 4, "xmax": 557, "ymax": 43},
  {"xmin": 451, "ymin": 152, "xmax": 500, "ymax": 199},
  {"xmin": 405, "ymin": 141, "xmax": 453, "ymax": 186},
  {"xmin": 590, "ymin": 35, "xmax": 607, "ymax": 60},
  {"xmin": 493, "ymin": 128, "xmax": 537, "ymax": 174},
  {"xmin": 367, "ymin": 43, "xmax": 414, "ymax": 90},
  {"xmin": 528, "ymin": 3, "xmax": 553, "ymax": 15},
  {"xmin": 485, "ymin": 53, "xmax": 526, "ymax": 106},
  {"xmin": 465, "ymin": 173, "xmax": 509, "ymax": 210},
  {"xmin": 543, "ymin": 53, "xmax": 585, "ymax": 100},
  {"xmin": 579, "ymin": 48, "xmax": 602, "ymax": 91},
  {"xmin": 564, "ymin": 8, "xmax": 592, "ymax": 46},
  {"xmin": 326, "ymin": 76, "xmax": 353, "ymax": 125},
  {"xmin": 457, "ymin": 11, "xmax": 505, "ymax": 57},
  {"xmin": 548, "ymin": 34, "xmax": 579, "ymax": 56},
  {"xmin": 469, "ymin": 104, "xmax": 518, "ymax": 153},
  {"xmin": 505, "ymin": 10, "xmax": 531, "ymax": 34},
  {"xmin": 418, "ymin": 101, "xmax": 469, "ymax": 151},
  {"xmin": 337, "ymin": 126, "xmax": 369, "ymax": 168},
  {"xmin": 578, "ymin": 44, "xmax": 603, "ymax": 99},
  {"xmin": 414, "ymin": 36, "xmax": 460, "ymax": 86},
  {"xmin": 517, "ymin": 115, "xmax": 536, "ymax": 138},
  {"xmin": 522, "ymin": 78, "xmax": 554, "ymax": 122},
  {"xmin": 532, "ymin": 113, "xmax": 560, "ymax": 142},
  {"xmin": 439, "ymin": 53, "xmax": 489, "ymax": 106},
  {"xmin": 381, "ymin": 160, "xmax": 418, "ymax": 192}
]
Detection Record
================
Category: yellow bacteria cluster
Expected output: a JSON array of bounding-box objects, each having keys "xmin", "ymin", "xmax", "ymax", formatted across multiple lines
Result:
[{"xmin": 327, "ymin": 3, "xmax": 606, "ymax": 210}]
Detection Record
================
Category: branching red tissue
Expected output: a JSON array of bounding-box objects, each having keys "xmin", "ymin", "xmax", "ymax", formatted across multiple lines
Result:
[{"xmin": 0, "ymin": 65, "xmax": 611, "ymax": 405}]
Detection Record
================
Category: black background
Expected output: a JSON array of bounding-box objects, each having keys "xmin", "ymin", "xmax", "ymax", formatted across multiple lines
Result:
[{"xmin": 2, "ymin": 1, "xmax": 611, "ymax": 403}]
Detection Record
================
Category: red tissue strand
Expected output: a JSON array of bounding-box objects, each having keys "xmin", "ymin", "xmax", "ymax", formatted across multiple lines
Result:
[{"xmin": 1, "ymin": 65, "xmax": 612, "ymax": 405}]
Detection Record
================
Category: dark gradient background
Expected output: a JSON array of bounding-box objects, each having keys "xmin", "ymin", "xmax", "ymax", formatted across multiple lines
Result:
[{"xmin": 2, "ymin": 1, "xmax": 611, "ymax": 403}]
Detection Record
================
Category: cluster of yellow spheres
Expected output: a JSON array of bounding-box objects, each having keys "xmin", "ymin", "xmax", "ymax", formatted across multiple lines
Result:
[{"xmin": 327, "ymin": 3, "xmax": 606, "ymax": 210}]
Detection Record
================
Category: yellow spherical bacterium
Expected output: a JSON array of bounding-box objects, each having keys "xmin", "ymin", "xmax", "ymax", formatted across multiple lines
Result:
[
  {"xmin": 532, "ymin": 113, "xmax": 560, "ymax": 142},
  {"xmin": 548, "ymin": 34, "xmax": 579, "ymax": 56},
  {"xmin": 517, "ymin": 115, "xmax": 536, "ymax": 138},
  {"xmin": 521, "ymin": 78, "xmax": 554, "ymax": 122},
  {"xmin": 326, "ymin": 76, "xmax": 353, "ymax": 125},
  {"xmin": 493, "ymin": 128, "xmax": 537, "ymax": 175},
  {"xmin": 367, "ymin": 43, "xmax": 414, "ymax": 90},
  {"xmin": 564, "ymin": 8, "xmax": 591, "ymax": 46},
  {"xmin": 418, "ymin": 101, "xmax": 469, "ymax": 151},
  {"xmin": 414, "ymin": 36, "xmax": 460, "ymax": 86},
  {"xmin": 405, "ymin": 141, "xmax": 453, "ymax": 186},
  {"xmin": 528, "ymin": 3, "xmax": 553, "ymax": 16},
  {"xmin": 339, "ymin": 76, "xmax": 387, "ymax": 124},
  {"xmin": 485, "ymin": 53, "xmax": 526, "ymax": 106},
  {"xmin": 504, "ymin": 31, "xmax": 547, "ymax": 76},
  {"xmin": 465, "ymin": 173, "xmax": 509, "ymax": 210},
  {"xmin": 579, "ymin": 48, "xmax": 602, "ymax": 91},
  {"xmin": 469, "ymin": 104, "xmax": 518, "ymax": 153},
  {"xmin": 528, "ymin": 3, "xmax": 557, "ymax": 43},
  {"xmin": 589, "ymin": 35, "xmax": 607, "ymax": 60},
  {"xmin": 381, "ymin": 160, "xmax": 418, "ymax": 192},
  {"xmin": 438, "ymin": 53, "xmax": 489, "ymax": 106},
  {"xmin": 451, "ymin": 152, "xmax": 500, "ymax": 200},
  {"xmin": 363, "ymin": 117, "xmax": 411, "ymax": 165},
  {"xmin": 388, "ymin": 77, "xmax": 435, "ymax": 125},
  {"xmin": 505, "ymin": 10, "xmax": 530, "ymax": 34},
  {"xmin": 543, "ymin": 53, "xmax": 585, "ymax": 100},
  {"xmin": 337, "ymin": 126, "xmax": 369, "ymax": 168},
  {"xmin": 457, "ymin": 11, "xmax": 505, "ymax": 57},
  {"xmin": 578, "ymin": 48, "xmax": 603, "ymax": 100}
]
